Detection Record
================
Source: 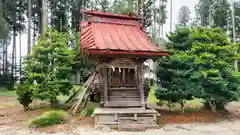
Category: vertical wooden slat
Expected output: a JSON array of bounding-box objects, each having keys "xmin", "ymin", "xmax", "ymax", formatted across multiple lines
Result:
[
  {"xmin": 134, "ymin": 113, "xmax": 137, "ymax": 121},
  {"xmin": 114, "ymin": 113, "xmax": 118, "ymax": 122},
  {"xmin": 103, "ymin": 64, "xmax": 108, "ymax": 107},
  {"xmin": 123, "ymin": 68, "xmax": 125, "ymax": 85}
]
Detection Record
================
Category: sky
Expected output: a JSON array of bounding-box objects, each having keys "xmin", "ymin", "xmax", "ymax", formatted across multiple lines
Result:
[
  {"xmin": 11, "ymin": 0, "xmax": 200, "ymax": 62},
  {"xmin": 163, "ymin": 0, "xmax": 199, "ymax": 35}
]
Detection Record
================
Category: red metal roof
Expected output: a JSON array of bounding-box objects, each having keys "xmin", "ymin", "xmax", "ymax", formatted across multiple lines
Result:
[{"xmin": 80, "ymin": 10, "xmax": 168, "ymax": 57}]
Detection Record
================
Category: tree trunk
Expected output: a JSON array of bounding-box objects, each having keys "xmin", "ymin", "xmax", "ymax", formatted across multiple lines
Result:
[
  {"xmin": 12, "ymin": 30, "xmax": 16, "ymax": 84},
  {"xmin": 1, "ymin": 39, "xmax": 3, "ymax": 73},
  {"xmin": 12, "ymin": 0, "xmax": 16, "ymax": 83},
  {"xmin": 23, "ymin": 106, "xmax": 29, "ymax": 111},
  {"xmin": 14, "ymin": 33, "xmax": 18, "ymax": 81},
  {"xmin": 161, "ymin": 25, "xmax": 164, "ymax": 37},
  {"xmin": 180, "ymin": 100, "xmax": 185, "ymax": 113},
  {"xmin": 27, "ymin": 0, "xmax": 32, "ymax": 55},
  {"xmin": 19, "ymin": 33, "xmax": 22, "ymax": 82},
  {"xmin": 216, "ymin": 102, "xmax": 226, "ymax": 111},
  {"xmin": 41, "ymin": 0, "xmax": 48, "ymax": 34},
  {"xmin": 170, "ymin": 0, "xmax": 173, "ymax": 32},
  {"xmin": 168, "ymin": 100, "xmax": 172, "ymax": 112},
  {"xmin": 204, "ymin": 101, "xmax": 216, "ymax": 113},
  {"xmin": 3, "ymin": 39, "xmax": 7, "ymax": 73},
  {"xmin": 50, "ymin": 97, "xmax": 59, "ymax": 108}
]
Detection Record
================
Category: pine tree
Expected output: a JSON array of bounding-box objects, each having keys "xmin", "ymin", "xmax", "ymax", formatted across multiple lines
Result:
[
  {"xmin": 99, "ymin": 0, "xmax": 110, "ymax": 12},
  {"xmin": 25, "ymin": 28, "xmax": 74, "ymax": 107},
  {"xmin": 50, "ymin": 0, "xmax": 69, "ymax": 32},
  {"xmin": 195, "ymin": 0, "xmax": 230, "ymax": 29},
  {"xmin": 141, "ymin": 0, "xmax": 155, "ymax": 28},
  {"xmin": 178, "ymin": 6, "xmax": 191, "ymax": 27},
  {"xmin": 156, "ymin": 27, "xmax": 240, "ymax": 112},
  {"xmin": 212, "ymin": 0, "xmax": 230, "ymax": 29},
  {"xmin": 1, "ymin": 0, "xmax": 26, "ymax": 85},
  {"xmin": 157, "ymin": 0, "xmax": 168, "ymax": 37},
  {"xmin": 195, "ymin": 0, "xmax": 212, "ymax": 27}
]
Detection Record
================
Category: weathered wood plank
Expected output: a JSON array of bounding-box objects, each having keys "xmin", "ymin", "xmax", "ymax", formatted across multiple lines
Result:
[
  {"xmin": 108, "ymin": 87, "xmax": 138, "ymax": 90},
  {"xmin": 108, "ymin": 91, "xmax": 140, "ymax": 96},
  {"xmin": 93, "ymin": 107, "xmax": 158, "ymax": 114},
  {"xmin": 102, "ymin": 95, "xmax": 141, "ymax": 98},
  {"xmin": 107, "ymin": 97, "xmax": 141, "ymax": 101}
]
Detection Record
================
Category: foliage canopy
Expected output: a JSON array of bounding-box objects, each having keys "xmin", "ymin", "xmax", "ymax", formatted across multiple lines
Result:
[
  {"xmin": 25, "ymin": 28, "xmax": 74, "ymax": 106},
  {"xmin": 155, "ymin": 27, "xmax": 240, "ymax": 112}
]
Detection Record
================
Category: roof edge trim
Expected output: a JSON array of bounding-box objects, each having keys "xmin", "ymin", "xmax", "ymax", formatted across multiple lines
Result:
[{"xmin": 84, "ymin": 49, "xmax": 169, "ymax": 57}]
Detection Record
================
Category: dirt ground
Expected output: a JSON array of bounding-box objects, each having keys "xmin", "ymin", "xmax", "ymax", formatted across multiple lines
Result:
[
  {"xmin": 0, "ymin": 96, "xmax": 94, "ymax": 133},
  {"xmin": 1, "ymin": 96, "xmax": 240, "ymax": 135}
]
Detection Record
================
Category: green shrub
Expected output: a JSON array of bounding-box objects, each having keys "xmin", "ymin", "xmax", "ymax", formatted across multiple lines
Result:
[
  {"xmin": 0, "ymin": 73, "xmax": 15, "ymax": 89},
  {"xmin": 29, "ymin": 110, "xmax": 68, "ymax": 128},
  {"xmin": 16, "ymin": 84, "xmax": 33, "ymax": 111},
  {"xmin": 82, "ymin": 107, "xmax": 94, "ymax": 116},
  {"xmin": 81, "ymin": 102, "xmax": 96, "ymax": 116}
]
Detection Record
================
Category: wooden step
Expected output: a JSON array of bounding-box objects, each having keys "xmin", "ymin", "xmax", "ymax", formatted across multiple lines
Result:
[
  {"xmin": 102, "ymin": 95, "xmax": 141, "ymax": 101},
  {"xmin": 107, "ymin": 101, "xmax": 142, "ymax": 107},
  {"xmin": 101, "ymin": 98, "xmax": 141, "ymax": 102},
  {"xmin": 108, "ymin": 91, "xmax": 140, "ymax": 97},
  {"xmin": 108, "ymin": 96, "xmax": 141, "ymax": 101},
  {"xmin": 102, "ymin": 95, "xmax": 141, "ymax": 98},
  {"xmin": 108, "ymin": 87, "xmax": 138, "ymax": 91}
]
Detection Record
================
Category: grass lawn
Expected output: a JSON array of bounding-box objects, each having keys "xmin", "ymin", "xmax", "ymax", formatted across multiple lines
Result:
[
  {"xmin": 0, "ymin": 90, "xmax": 17, "ymax": 97},
  {"xmin": 81, "ymin": 101, "xmax": 97, "ymax": 116},
  {"xmin": 147, "ymin": 85, "xmax": 159, "ymax": 105},
  {"xmin": 147, "ymin": 85, "xmax": 203, "ymax": 110}
]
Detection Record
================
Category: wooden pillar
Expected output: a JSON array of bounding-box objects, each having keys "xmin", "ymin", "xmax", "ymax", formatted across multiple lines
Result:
[
  {"xmin": 103, "ymin": 64, "xmax": 108, "ymax": 107},
  {"xmin": 138, "ymin": 65, "xmax": 145, "ymax": 109}
]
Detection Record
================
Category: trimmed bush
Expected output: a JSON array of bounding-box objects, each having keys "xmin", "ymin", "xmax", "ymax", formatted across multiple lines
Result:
[
  {"xmin": 29, "ymin": 110, "xmax": 68, "ymax": 128},
  {"xmin": 16, "ymin": 84, "xmax": 33, "ymax": 111}
]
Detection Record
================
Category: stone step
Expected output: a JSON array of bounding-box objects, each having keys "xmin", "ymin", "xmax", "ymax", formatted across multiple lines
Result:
[{"xmin": 118, "ymin": 123, "xmax": 159, "ymax": 131}]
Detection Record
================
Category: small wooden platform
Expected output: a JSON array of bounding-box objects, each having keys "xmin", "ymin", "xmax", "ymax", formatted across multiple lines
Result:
[
  {"xmin": 93, "ymin": 107, "xmax": 159, "ymax": 130},
  {"xmin": 94, "ymin": 107, "xmax": 158, "ymax": 114}
]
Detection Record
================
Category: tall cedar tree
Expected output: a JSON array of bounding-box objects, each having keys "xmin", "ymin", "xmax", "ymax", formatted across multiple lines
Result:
[
  {"xmin": 0, "ymin": 0, "xmax": 26, "ymax": 87},
  {"xmin": 195, "ymin": 0, "xmax": 230, "ymax": 29},
  {"xmin": 178, "ymin": 6, "xmax": 191, "ymax": 27}
]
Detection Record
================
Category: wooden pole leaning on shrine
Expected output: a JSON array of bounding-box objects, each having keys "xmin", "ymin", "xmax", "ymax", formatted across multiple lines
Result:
[{"xmin": 66, "ymin": 72, "xmax": 96, "ymax": 115}]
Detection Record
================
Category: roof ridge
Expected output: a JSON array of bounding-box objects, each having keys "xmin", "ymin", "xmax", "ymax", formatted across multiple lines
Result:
[
  {"xmin": 81, "ymin": 10, "xmax": 141, "ymax": 20},
  {"xmin": 91, "ymin": 20, "xmax": 139, "ymax": 27}
]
